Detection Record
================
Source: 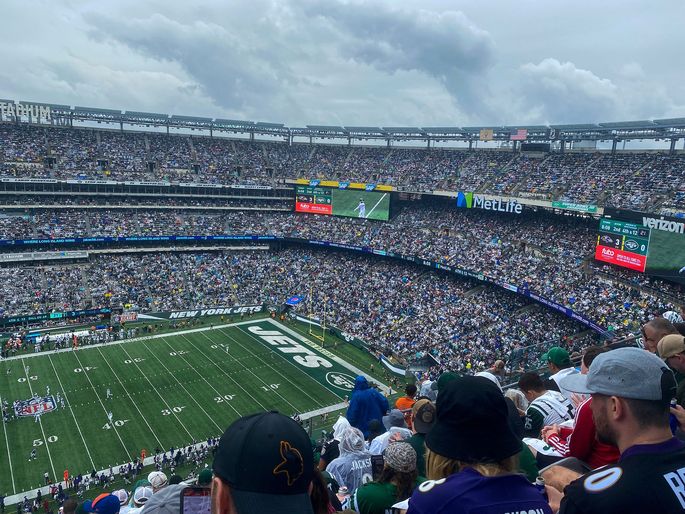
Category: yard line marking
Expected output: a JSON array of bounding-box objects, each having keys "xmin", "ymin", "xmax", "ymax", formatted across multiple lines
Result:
[
  {"xmin": 161, "ymin": 337, "xmax": 244, "ymax": 419},
  {"xmin": 47, "ymin": 354, "xmax": 96, "ymax": 470},
  {"xmin": 0, "ymin": 387, "xmax": 17, "ymax": 494},
  {"xmin": 1, "ymin": 400, "xmax": 346, "ymax": 506},
  {"xmin": 0, "ymin": 318, "xmax": 264, "ymax": 363},
  {"xmin": 198, "ymin": 330, "xmax": 300, "ymax": 412},
  {"xmin": 364, "ymin": 192, "xmax": 388, "ymax": 219},
  {"xmin": 214, "ymin": 327, "xmax": 320, "ymax": 411},
  {"xmin": 21, "ymin": 358, "xmax": 58, "ymax": 482},
  {"xmin": 140, "ymin": 341, "xmax": 223, "ymax": 433},
  {"xmin": 71, "ymin": 351, "xmax": 132, "ymax": 458},
  {"xmin": 177, "ymin": 333, "xmax": 268, "ymax": 411},
  {"xmin": 117, "ymin": 345, "xmax": 195, "ymax": 441},
  {"xmin": 95, "ymin": 347, "xmax": 165, "ymax": 450}
]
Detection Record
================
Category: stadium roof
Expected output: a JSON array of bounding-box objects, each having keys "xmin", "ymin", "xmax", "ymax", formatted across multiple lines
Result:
[
  {"xmin": 170, "ymin": 115, "xmax": 212, "ymax": 124},
  {"xmin": 123, "ymin": 111, "xmax": 169, "ymax": 122},
  {"xmin": 653, "ymin": 118, "xmax": 685, "ymax": 127},
  {"xmin": 4, "ymin": 98, "xmax": 685, "ymax": 143},
  {"xmin": 74, "ymin": 106, "xmax": 122, "ymax": 116}
]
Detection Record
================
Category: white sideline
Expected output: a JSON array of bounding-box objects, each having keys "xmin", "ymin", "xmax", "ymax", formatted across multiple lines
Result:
[
  {"xmin": 0, "ymin": 319, "xmax": 263, "ymax": 362},
  {"xmin": 1, "ymin": 401, "xmax": 348, "ymax": 506}
]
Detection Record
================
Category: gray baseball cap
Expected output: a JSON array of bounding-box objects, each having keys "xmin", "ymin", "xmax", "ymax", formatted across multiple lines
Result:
[
  {"xmin": 382, "ymin": 409, "xmax": 408, "ymax": 430},
  {"xmin": 559, "ymin": 347, "xmax": 676, "ymax": 401}
]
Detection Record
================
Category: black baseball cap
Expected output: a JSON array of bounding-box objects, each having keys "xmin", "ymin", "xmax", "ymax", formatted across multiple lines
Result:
[
  {"xmin": 212, "ymin": 411, "xmax": 314, "ymax": 514},
  {"xmin": 426, "ymin": 376, "xmax": 521, "ymax": 462}
]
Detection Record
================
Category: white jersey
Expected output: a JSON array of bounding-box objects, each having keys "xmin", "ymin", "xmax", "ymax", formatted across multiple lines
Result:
[{"xmin": 528, "ymin": 390, "xmax": 574, "ymax": 428}]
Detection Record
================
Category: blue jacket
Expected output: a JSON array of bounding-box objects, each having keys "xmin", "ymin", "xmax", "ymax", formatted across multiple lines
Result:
[{"xmin": 346, "ymin": 376, "xmax": 389, "ymax": 437}]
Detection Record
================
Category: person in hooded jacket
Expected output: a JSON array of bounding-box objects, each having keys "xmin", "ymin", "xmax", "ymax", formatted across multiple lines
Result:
[
  {"xmin": 326, "ymin": 427, "xmax": 373, "ymax": 494},
  {"xmin": 346, "ymin": 376, "xmax": 389, "ymax": 437}
]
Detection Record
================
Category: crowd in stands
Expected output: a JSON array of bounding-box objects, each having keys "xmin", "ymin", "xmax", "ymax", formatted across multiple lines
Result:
[
  {"xmin": 0, "ymin": 206, "xmax": 680, "ymax": 341},
  {"xmin": 2, "ymin": 124, "xmax": 684, "ymax": 211},
  {"xmin": 0, "ymin": 249, "xmax": 594, "ymax": 373}
]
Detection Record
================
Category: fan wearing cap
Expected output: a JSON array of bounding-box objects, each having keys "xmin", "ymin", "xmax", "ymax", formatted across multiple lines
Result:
[
  {"xmin": 148, "ymin": 471, "xmax": 168, "ymax": 493},
  {"xmin": 658, "ymin": 333, "xmax": 685, "ymax": 406},
  {"xmin": 407, "ymin": 376, "xmax": 554, "ymax": 514},
  {"xmin": 82, "ymin": 494, "xmax": 121, "ymax": 514},
  {"xmin": 368, "ymin": 409, "xmax": 412, "ymax": 455},
  {"xmin": 542, "ymin": 346, "xmax": 579, "ymax": 401},
  {"xmin": 351, "ymin": 442, "xmax": 422, "ymax": 514},
  {"xmin": 211, "ymin": 411, "xmax": 318, "ymax": 514},
  {"xmin": 405, "ymin": 399, "xmax": 436, "ymax": 477},
  {"xmin": 557, "ymin": 347, "xmax": 685, "ymax": 514}
]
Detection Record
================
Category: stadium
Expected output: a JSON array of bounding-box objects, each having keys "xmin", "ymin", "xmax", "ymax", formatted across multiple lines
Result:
[{"xmin": 1, "ymin": 3, "xmax": 685, "ymax": 513}]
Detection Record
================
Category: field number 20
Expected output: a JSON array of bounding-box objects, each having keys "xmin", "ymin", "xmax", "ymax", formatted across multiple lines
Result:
[
  {"xmin": 214, "ymin": 395, "xmax": 235, "ymax": 403},
  {"xmin": 161, "ymin": 406, "xmax": 186, "ymax": 415},
  {"xmin": 17, "ymin": 376, "xmax": 38, "ymax": 382},
  {"xmin": 169, "ymin": 351, "xmax": 189, "ymax": 356}
]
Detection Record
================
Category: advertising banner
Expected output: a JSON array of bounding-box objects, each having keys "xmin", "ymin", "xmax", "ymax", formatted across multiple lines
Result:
[
  {"xmin": 137, "ymin": 304, "xmax": 264, "ymax": 321},
  {"xmin": 552, "ymin": 201, "xmax": 598, "ymax": 213}
]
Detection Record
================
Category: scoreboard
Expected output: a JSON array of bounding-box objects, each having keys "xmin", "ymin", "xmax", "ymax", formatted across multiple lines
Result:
[
  {"xmin": 595, "ymin": 207, "xmax": 685, "ymax": 284},
  {"xmin": 595, "ymin": 218, "xmax": 650, "ymax": 272},
  {"xmin": 295, "ymin": 186, "xmax": 332, "ymax": 215}
]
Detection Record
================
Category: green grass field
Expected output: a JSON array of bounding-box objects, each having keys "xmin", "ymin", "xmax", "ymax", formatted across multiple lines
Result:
[
  {"xmin": 0, "ymin": 317, "xmax": 385, "ymax": 498},
  {"xmin": 332, "ymin": 189, "xmax": 390, "ymax": 221},
  {"xmin": 646, "ymin": 229, "xmax": 685, "ymax": 282}
]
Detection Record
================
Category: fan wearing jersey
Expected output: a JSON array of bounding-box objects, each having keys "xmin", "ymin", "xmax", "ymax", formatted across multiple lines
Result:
[
  {"xmin": 518, "ymin": 372, "xmax": 574, "ymax": 438},
  {"xmin": 557, "ymin": 348, "xmax": 685, "ymax": 514}
]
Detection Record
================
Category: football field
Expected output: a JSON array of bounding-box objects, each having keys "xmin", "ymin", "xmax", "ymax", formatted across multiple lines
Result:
[
  {"xmin": 331, "ymin": 189, "xmax": 390, "ymax": 221},
  {"xmin": 0, "ymin": 318, "xmax": 373, "ymax": 497}
]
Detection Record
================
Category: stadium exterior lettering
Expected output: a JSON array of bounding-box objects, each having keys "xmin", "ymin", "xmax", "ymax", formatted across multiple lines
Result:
[
  {"xmin": 473, "ymin": 195, "xmax": 523, "ymax": 214},
  {"xmin": 642, "ymin": 216, "xmax": 685, "ymax": 234},
  {"xmin": 0, "ymin": 102, "xmax": 51, "ymax": 121}
]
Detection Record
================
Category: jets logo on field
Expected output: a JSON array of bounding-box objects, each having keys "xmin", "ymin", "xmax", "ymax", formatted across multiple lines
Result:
[
  {"xmin": 624, "ymin": 239, "xmax": 639, "ymax": 251},
  {"xmin": 325, "ymin": 372, "xmax": 356, "ymax": 391},
  {"xmin": 14, "ymin": 396, "xmax": 57, "ymax": 417}
]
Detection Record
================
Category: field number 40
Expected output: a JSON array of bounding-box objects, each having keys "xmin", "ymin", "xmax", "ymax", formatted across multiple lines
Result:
[{"xmin": 103, "ymin": 420, "xmax": 130, "ymax": 429}]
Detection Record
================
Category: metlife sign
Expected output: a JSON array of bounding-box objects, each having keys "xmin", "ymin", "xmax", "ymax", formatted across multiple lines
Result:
[{"xmin": 456, "ymin": 192, "xmax": 523, "ymax": 214}]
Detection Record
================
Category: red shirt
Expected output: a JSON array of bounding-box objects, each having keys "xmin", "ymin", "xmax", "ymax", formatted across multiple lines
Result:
[{"xmin": 547, "ymin": 397, "xmax": 620, "ymax": 469}]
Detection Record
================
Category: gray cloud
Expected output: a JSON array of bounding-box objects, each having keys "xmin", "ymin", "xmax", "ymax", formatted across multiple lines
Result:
[
  {"xmin": 300, "ymin": 1, "xmax": 496, "ymax": 117},
  {"xmin": 0, "ymin": 0, "xmax": 683, "ymax": 127}
]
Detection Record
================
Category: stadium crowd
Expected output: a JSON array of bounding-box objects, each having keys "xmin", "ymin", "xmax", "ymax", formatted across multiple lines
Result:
[
  {"xmin": 1, "ymin": 124, "xmax": 684, "ymax": 211},
  {"xmin": 0, "ymin": 206, "xmax": 680, "ymax": 341},
  {"xmin": 0, "ymin": 249, "xmax": 594, "ymax": 373}
]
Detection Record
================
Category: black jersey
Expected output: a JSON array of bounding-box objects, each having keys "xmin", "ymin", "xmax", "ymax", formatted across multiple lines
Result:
[{"xmin": 560, "ymin": 438, "xmax": 685, "ymax": 514}]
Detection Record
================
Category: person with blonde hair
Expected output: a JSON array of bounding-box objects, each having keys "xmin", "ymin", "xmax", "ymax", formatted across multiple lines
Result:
[{"xmin": 407, "ymin": 376, "xmax": 555, "ymax": 513}]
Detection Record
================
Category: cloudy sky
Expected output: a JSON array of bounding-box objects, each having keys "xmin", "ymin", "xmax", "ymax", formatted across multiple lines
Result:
[{"xmin": 2, "ymin": 0, "xmax": 684, "ymax": 128}]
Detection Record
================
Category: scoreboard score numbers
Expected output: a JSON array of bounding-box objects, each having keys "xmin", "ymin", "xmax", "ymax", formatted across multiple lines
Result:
[{"xmin": 595, "ymin": 218, "xmax": 650, "ymax": 272}]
